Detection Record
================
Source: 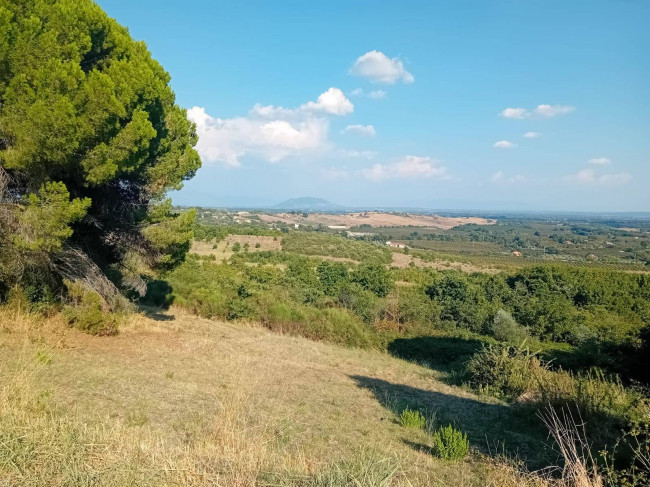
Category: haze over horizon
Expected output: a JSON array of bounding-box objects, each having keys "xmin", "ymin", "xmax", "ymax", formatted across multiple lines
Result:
[{"xmin": 98, "ymin": 0, "xmax": 649, "ymax": 212}]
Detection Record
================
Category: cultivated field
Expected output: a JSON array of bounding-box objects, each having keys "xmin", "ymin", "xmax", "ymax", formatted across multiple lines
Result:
[
  {"xmin": 258, "ymin": 212, "xmax": 496, "ymax": 230},
  {"xmin": 191, "ymin": 235, "xmax": 281, "ymax": 261},
  {"xmin": 0, "ymin": 308, "xmax": 544, "ymax": 486}
]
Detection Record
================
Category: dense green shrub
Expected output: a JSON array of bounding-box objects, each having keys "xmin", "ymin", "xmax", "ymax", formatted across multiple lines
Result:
[
  {"xmin": 399, "ymin": 408, "xmax": 427, "ymax": 429},
  {"xmin": 62, "ymin": 280, "xmax": 119, "ymax": 336},
  {"xmin": 488, "ymin": 309, "xmax": 530, "ymax": 344},
  {"xmin": 430, "ymin": 425, "xmax": 469, "ymax": 460},
  {"xmin": 351, "ymin": 263, "xmax": 394, "ymax": 298},
  {"xmin": 466, "ymin": 345, "xmax": 542, "ymax": 399}
]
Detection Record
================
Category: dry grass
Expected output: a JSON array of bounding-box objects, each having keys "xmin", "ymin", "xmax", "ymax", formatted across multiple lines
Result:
[{"xmin": 0, "ymin": 307, "xmax": 555, "ymax": 486}]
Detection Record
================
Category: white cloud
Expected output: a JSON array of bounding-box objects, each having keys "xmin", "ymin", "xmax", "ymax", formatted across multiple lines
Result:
[
  {"xmin": 341, "ymin": 124, "xmax": 376, "ymax": 137},
  {"xmin": 337, "ymin": 149, "xmax": 377, "ymax": 159},
  {"xmin": 523, "ymin": 131, "xmax": 541, "ymax": 138},
  {"xmin": 501, "ymin": 105, "xmax": 575, "ymax": 119},
  {"xmin": 491, "ymin": 171, "xmax": 527, "ymax": 184},
  {"xmin": 349, "ymin": 88, "xmax": 388, "ymax": 100},
  {"xmin": 187, "ymin": 88, "xmax": 354, "ymax": 166},
  {"xmin": 587, "ymin": 157, "xmax": 612, "ymax": 166},
  {"xmin": 349, "ymin": 50, "xmax": 414, "ymax": 84},
  {"xmin": 252, "ymin": 87, "xmax": 353, "ymax": 118},
  {"xmin": 501, "ymin": 107, "xmax": 529, "ymax": 119},
  {"xmin": 493, "ymin": 140, "xmax": 516, "ymax": 149},
  {"xmin": 301, "ymin": 87, "xmax": 354, "ymax": 115},
  {"xmin": 188, "ymin": 106, "xmax": 329, "ymax": 166},
  {"xmin": 360, "ymin": 155, "xmax": 447, "ymax": 182},
  {"xmin": 534, "ymin": 104, "xmax": 575, "ymax": 117},
  {"xmin": 563, "ymin": 168, "xmax": 631, "ymax": 186}
]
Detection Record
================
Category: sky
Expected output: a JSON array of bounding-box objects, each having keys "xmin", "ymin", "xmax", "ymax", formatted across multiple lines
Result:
[{"xmin": 97, "ymin": 0, "xmax": 649, "ymax": 212}]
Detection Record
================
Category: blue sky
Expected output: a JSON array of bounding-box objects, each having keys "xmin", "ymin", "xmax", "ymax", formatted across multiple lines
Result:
[{"xmin": 98, "ymin": 0, "xmax": 649, "ymax": 211}]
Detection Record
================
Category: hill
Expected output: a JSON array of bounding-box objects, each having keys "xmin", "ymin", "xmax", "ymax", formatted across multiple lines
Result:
[
  {"xmin": 0, "ymin": 308, "xmax": 542, "ymax": 486},
  {"xmin": 272, "ymin": 197, "xmax": 345, "ymax": 211}
]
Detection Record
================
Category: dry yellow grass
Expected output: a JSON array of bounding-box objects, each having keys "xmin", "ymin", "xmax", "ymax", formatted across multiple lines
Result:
[{"xmin": 0, "ymin": 307, "xmax": 550, "ymax": 486}]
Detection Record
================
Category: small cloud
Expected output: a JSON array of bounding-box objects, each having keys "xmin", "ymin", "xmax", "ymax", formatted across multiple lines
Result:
[
  {"xmin": 587, "ymin": 157, "xmax": 612, "ymax": 166},
  {"xmin": 534, "ymin": 104, "xmax": 575, "ymax": 118},
  {"xmin": 501, "ymin": 108, "xmax": 529, "ymax": 119},
  {"xmin": 523, "ymin": 131, "xmax": 541, "ymax": 139},
  {"xmin": 341, "ymin": 124, "xmax": 376, "ymax": 137},
  {"xmin": 360, "ymin": 155, "xmax": 447, "ymax": 182},
  {"xmin": 490, "ymin": 171, "xmax": 527, "ymax": 184},
  {"xmin": 500, "ymin": 105, "xmax": 575, "ymax": 119},
  {"xmin": 337, "ymin": 149, "xmax": 376, "ymax": 159},
  {"xmin": 493, "ymin": 140, "xmax": 516, "ymax": 149},
  {"xmin": 350, "ymin": 50, "xmax": 414, "ymax": 84},
  {"xmin": 563, "ymin": 168, "xmax": 631, "ymax": 186},
  {"xmin": 348, "ymin": 88, "xmax": 387, "ymax": 100},
  {"xmin": 301, "ymin": 87, "xmax": 354, "ymax": 115}
]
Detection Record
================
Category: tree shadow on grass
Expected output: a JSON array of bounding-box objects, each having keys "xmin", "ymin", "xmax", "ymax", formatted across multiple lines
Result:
[
  {"xmin": 137, "ymin": 305, "xmax": 175, "ymax": 322},
  {"xmin": 387, "ymin": 336, "xmax": 488, "ymax": 385},
  {"xmin": 350, "ymin": 374, "xmax": 556, "ymax": 470}
]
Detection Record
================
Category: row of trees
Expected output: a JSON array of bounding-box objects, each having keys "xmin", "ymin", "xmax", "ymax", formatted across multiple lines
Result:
[{"xmin": 0, "ymin": 0, "xmax": 200, "ymax": 306}]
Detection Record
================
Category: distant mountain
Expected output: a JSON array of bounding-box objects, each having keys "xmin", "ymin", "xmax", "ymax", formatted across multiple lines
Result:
[{"xmin": 272, "ymin": 197, "xmax": 345, "ymax": 211}]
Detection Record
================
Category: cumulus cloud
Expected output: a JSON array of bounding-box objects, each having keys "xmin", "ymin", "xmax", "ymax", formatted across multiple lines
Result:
[
  {"xmin": 252, "ymin": 87, "xmax": 353, "ymax": 118},
  {"xmin": 360, "ymin": 155, "xmax": 447, "ymax": 182},
  {"xmin": 587, "ymin": 157, "xmax": 612, "ymax": 166},
  {"xmin": 563, "ymin": 168, "xmax": 631, "ymax": 186},
  {"xmin": 501, "ymin": 105, "xmax": 575, "ymax": 119},
  {"xmin": 490, "ymin": 171, "xmax": 527, "ymax": 184},
  {"xmin": 188, "ymin": 107, "xmax": 328, "ymax": 166},
  {"xmin": 350, "ymin": 50, "xmax": 414, "ymax": 84},
  {"xmin": 493, "ymin": 140, "xmax": 516, "ymax": 149},
  {"xmin": 188, "ymin": 88, "xmax": 354, "ymax": 166},
  {"xmin": 523, "ymin": 131, "xmax": 541, "ymax": 138},
  {"xmin": 341, "ymin": 124, "xmax": 376, "ymax": 137},
  {"xmin": 301, "ymin": 87, "xmax": 354, "ymax": 115},
  {"xmin": 501, "ymin": 107, "xmax": 529, "ymax": 119}
]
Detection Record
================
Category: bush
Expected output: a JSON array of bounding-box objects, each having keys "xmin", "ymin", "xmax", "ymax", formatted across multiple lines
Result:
[
  {"xmin": 488, "ymin": 309, "xmax": 530, "ymax": 344},
  {"xmin": 399, "ymin": 408, "xmax": 426, "ymax": 429},
  {"xmin": 62, "ymin": 280, "xmax": 119, "ymax": 336},
  {"xmin": 351, "ymin": 263, "xmax": 394, "ymax": 298},
  {"xmin": 431, "ymin": 425, "xmax": 470, "ymax": 460},
  {"xmin": 466, "ymin": 344, "xmax": 543, "ymax": 399}
]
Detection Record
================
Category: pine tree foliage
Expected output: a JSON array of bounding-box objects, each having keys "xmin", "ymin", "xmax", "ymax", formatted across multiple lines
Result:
[{"xmin": 0, "ymin": 0, "xmax": 201, "ymax": 304}]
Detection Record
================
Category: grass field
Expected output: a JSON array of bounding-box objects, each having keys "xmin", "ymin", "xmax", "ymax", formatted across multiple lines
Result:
[{"xmin": 0, "ymin": 308, "xmax": 550, "ymax": 486}]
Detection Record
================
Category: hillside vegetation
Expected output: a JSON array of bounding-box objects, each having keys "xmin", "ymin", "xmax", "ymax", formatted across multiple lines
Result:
[{"xmin": 1, "ymin": 307, "xmax": 547, "ymax": 486}]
